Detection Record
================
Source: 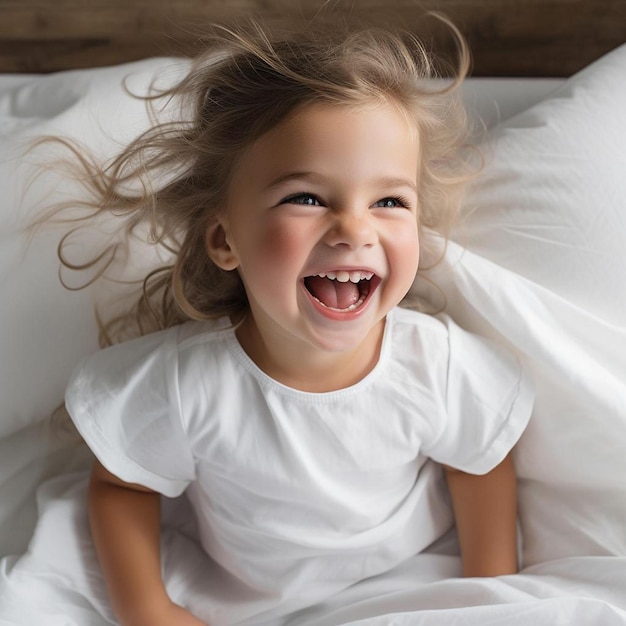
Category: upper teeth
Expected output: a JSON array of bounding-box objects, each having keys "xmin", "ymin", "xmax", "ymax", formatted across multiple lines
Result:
[{"xmin": 317, "ymin": 271, "xmax": 374, "ymax": 283}]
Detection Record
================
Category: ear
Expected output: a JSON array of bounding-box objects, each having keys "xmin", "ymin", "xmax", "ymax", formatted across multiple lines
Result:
[{"xmin": 205, "ymin": 218, "xmax": 239, "ymax": 271}]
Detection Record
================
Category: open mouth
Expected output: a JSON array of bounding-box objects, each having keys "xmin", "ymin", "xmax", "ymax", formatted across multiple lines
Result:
[{"xmin": 303, "ymin": 270, "xmax": 376, "ymax": 312}]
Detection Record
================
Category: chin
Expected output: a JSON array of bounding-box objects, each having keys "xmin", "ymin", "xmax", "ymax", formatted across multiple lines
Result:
[{"xmin": 304, "ymin": 317, "xmax": 385, "ymax": 354}]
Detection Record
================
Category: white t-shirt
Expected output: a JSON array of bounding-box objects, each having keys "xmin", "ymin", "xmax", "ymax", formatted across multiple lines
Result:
[{"xmin": 65, "ymin": 307, "xmax": 533, "ymax": 618}]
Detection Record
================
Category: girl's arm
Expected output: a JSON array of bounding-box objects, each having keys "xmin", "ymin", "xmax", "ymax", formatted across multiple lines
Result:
[
  {"xmin": 444, "ymin": 453, "xmax": 519, "ymax": 577},
  {"xmin": 88, "ymin": 460, "xmax": 206, "ymax": 626}
]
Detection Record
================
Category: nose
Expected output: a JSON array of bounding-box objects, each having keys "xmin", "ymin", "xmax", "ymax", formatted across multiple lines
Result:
[{"xmin": 325, "ymin": 209, "xmax": 378, "ymax": 249}]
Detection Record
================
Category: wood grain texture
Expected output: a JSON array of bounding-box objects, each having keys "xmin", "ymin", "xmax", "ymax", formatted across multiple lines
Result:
[{"xmin": 0, "ymin": 0, "xmax": 624, "ymax": 75}]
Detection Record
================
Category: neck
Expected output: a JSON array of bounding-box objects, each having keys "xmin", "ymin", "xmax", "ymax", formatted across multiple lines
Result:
[{"xmin": 235, "ymin": 316, "xmax": 385, "ymax": 393}]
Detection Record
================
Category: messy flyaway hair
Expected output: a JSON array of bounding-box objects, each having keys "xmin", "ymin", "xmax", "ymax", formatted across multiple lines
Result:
[{"xmin": 41, "ymin": 11, "xmax": 473, "ymax": 346}]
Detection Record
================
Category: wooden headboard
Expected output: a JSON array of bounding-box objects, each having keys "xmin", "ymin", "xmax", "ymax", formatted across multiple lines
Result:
[{"xmin": 1, "ymin": 0, "xmax": 624, "ymax": 76}]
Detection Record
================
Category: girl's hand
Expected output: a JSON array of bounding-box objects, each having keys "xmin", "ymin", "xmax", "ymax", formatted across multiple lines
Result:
[
  {"xmin": 127, "ymin": 601, "xmax": 208, "ymax": 626},
  {"xmin": 156, "ymin": 603, "xmax": 208, "ymax": 625}
]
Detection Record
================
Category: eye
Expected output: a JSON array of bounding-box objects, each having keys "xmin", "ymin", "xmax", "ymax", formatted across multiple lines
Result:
[
  {"xmin": 281, "ymin": 192, "xmax": 323, "ymax": 206},
  {"xmin": 373, "ymin": 196, "xmax": 410, "ymax": 209}
]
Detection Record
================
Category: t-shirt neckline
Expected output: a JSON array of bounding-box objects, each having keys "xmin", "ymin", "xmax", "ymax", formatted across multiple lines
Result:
[{"xmin": 223, "ymin": 310, "xmax": 396, "ymax": 403}]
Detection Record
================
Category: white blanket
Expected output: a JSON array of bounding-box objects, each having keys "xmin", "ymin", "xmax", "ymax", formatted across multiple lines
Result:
[{"xmin": 1, "ymin": 472, "xmax": 626, "ymax": 626}]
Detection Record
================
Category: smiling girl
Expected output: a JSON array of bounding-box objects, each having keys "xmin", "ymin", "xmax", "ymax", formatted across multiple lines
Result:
[{"xmin": 59, "ymin": 15, "xmax": 533, "ymax": 626}]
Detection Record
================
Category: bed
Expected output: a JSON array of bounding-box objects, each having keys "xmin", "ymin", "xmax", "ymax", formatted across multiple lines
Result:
[{"xmin": 1, "ymin": 1, "xmax": 625, "ymax": 624}]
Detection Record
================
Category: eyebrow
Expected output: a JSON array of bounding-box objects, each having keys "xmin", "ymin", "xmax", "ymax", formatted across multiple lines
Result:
[
  {"xmin": 376, "ymin": 176, "xmax": 418, "ymax": 194},
  {"xmin": 265, "ymin": 171, "xmax": 418, "ymax": 194},
  {"xmin": 265, "ymin": 171, "xmax": 325, "ymax": 190}
]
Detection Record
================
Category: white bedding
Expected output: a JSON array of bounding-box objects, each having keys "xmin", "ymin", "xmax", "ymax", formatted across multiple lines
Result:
[{"xmin": 0, "ymin": 44, "xmax": 625, "ymax": 625}]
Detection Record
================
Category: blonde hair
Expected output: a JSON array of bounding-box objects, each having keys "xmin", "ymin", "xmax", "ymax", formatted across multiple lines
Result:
[{"xmin": 47, "ymin": 13, "xmax": 473, "ymax": 345}]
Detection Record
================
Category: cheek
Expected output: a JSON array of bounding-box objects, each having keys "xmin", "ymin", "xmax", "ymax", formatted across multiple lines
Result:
[
  {"xmin": 261, "ymin": 222, "xmax": 307, "ymax": 265},
  {"xmin": 244, "ymin": 236, "xmax": 301, "ymax": 289},
  {"xmin": 237, "ymin": 219, "xmax": 309, "ymax": 285},
  {"xmin": 392, "ymin": 222, "xmax": 420, "ymax": 275},
  {"xmin": 261, "ymin": 216, "xmax": 317, "ymax": 262},
  {"xmin": 385, "ymin": 228, "xmax": 420, "ymax": 300}
]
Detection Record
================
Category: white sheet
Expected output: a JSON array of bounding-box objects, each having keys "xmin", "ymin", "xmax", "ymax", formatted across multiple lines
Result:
[
  {"xmin": 2, "ymin": 472, "xmax": 626, "ymax": 625},
  {"xmin": 2, "ymin": 472, "xmax": 626, "ymax": 626},
  {"xmin": 1, "ymin": 43, "xmax": 626, "ymax": 625}
]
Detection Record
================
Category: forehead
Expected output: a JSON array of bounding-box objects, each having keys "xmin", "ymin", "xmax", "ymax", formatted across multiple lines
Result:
[{"xmin": 229, "ymin": 100, "xmax": 420, "ymax": 190}]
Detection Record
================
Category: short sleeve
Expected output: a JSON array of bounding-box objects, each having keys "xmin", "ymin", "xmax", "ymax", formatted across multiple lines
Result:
[
  {"xmin": 423, "ymin": 316, "xmax": 534, "ymax": 475},
  {"xmin": 65, "ymin": 329, "xmax": 196, "ymax": 497}
]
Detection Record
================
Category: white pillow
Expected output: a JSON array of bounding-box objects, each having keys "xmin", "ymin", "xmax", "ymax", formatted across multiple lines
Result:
[
  {"xmin": 461, "ymin": 47, "xmax": 626, "ymax": 327},
  {"xmin": 0, "ymin": 58, "xmax": 187, "ymax": 438},
  {"xmin": 423, "ymin": 44, "xmax": 626, "ymax": 566},
  {"xmin": 0, "ymin": 59, "xmax": 187, "ymax": 556}
]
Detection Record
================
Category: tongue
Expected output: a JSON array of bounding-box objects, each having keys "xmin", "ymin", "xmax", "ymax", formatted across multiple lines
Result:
[{"xmin": 306, "ymin": 276, "xmax": 360, "ymax": 309}]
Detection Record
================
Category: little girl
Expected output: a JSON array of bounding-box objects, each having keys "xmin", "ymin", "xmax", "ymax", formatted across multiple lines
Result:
[{"xmin": 60, "ymin": 14, "xmax": 533, "ymax": 626}]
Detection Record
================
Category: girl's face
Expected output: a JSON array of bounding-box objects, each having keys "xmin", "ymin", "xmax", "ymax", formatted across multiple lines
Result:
[{"xmin": 206, "ymin": 100, "xmax": 420, "ymax": 388}]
